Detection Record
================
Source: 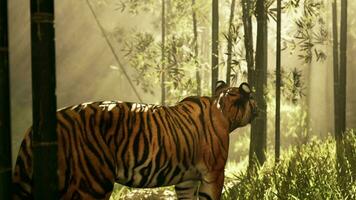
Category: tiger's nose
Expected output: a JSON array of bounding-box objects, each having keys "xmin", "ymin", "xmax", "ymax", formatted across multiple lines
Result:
[
  {"xmin": 251, "ymin": 101, "xmax": 258, "ymax": 118},
  {"xmin": 252, "ymin": 106, "xmax": 259, "ymax": 117}
]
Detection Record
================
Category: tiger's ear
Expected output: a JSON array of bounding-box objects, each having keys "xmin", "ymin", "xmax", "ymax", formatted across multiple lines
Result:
[
  {"xmin": 239, "ymin": 82, "xmax": 252, "ymax": 97},
  {"xmin": 215, "ymin": 80, "xmax": 228, "ymax": 95}
]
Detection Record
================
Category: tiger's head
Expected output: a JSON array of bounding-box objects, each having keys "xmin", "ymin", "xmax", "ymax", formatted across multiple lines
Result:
[{"xmin": 214, "ymin": 80, "xmax": 258, "ymax": 131}]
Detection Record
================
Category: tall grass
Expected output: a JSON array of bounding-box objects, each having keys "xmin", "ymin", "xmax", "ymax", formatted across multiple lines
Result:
[{"xmin": 223, "ymin": 130, "xmax": 356, "ymax": 200}]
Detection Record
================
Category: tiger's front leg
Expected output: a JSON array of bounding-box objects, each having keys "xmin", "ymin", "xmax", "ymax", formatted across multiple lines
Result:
[
  {"xmin": 197, "ymin": 171, "xmax": 224, "ymax": 200},
  {"xmin": 175, "ymin": 180, "xmax": 199, "ymax": 200}
]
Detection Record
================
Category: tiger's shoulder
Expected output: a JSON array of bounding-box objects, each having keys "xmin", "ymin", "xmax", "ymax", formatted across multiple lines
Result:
[{"xmin": 179, "ymin": 96, "xmax": 213, "ymax": 106}]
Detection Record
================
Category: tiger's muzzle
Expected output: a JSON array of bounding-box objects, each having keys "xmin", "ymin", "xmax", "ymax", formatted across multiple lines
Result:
[{"xmin": 249, "ymin": 98, "xmax": 258, "ymax": 121}]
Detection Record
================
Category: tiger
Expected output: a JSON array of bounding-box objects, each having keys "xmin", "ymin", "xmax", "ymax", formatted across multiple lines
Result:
[{"xmin": 13, "ymin": 80, "xmax": 258, "ymax": 200}]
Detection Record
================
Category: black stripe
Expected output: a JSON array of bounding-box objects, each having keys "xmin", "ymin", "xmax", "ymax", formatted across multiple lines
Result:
[
  {"xmin": 156, "ymin": 159, "xmax": 172, "ymax": 186},
  {"xmin": 18, "ymin": 139, "xmax": 31, "ymax": 171},
  {"xmin": 152, "ymin": 111, "xmax": 163, "ymax": 147},
  {"xmin": 152, "ymin": 139, "xmax": 166, "ymax": 184},
  {"xmin": 99, "ymin": 112, "xmax": 107, "ymax": 136},
  {"xmin": 15, "ymin": 157, "xmax": 31, "ymax": 184},
  {"xmin": 170, "ymin": 108, "xmax": 195, "ymax": 164},
  {"xmin": 144, "ymin": 110, "xmax": 153, "ymax": 144},
  {"xmin": 133, "ymin": 112, "xmax": 144, "ymax": 164},
  {"xmin": 138, "ymin": 161, "xmax": 153, "ymax": 187},
  {"xmin": 112, "ymin": 107, "xmax": 124, "ymax": 155},
  {"xmin": 13, "ymin": 183, "xmax": 33, "ymax": 200},
  {"xmin": 58, "ymin": 119, "xmax": 71, "ymax": 138},
  {"xmin": 168, "ymin": 166, "xmax": 181, "ymax": 183},
  {"xmin": 79, "ymin": 178, "xmax": 108, "ymax": 199},
  {"xmin": 209, "ymin": 106, "xmax": 227, "ymax": 153},
  {"xmin": 175, "ymin": 186, "xmax": 193, "ymax": 191},
  {"xmin": 82, "ymin": 154, "xmax": 114, "ymax": 192},
  {"xmin": 164, "ymin": 110, "xmax": 181, "ymax": 161},
  {"xmin": 181, "ymin": 105, "xmax": 200, "ymax": 132},
  {"xmin": 120, "ymin": 107, "xmax": 131, "ymax": 180},
  {"xmin": 57, "ymin": 129, "xmax": 71, "ymax": 196},
  {"xmin": 87, "ymin": 115, "xmax": 105, "ymax": 165},
  {"xmin": 60, "ymin": 111, "xmax": 82, "ymax": 173},
  {"xmin": 198, "ymin": 192, "xmax": 213, "ymax": 200}
]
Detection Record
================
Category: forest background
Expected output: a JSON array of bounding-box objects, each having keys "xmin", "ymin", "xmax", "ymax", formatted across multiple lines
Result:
[{"xmin": 5, "ymin": 0, "xmax": 356, "ymax": 199}]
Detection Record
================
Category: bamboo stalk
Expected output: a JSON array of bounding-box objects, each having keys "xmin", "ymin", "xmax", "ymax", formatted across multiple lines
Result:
[
  {"xmin": 192, "ymin": 0, "xmax": 201, "ymax": 95},
  {"xmin": 241, "ymin": 0, "xmax": 254, "ymax": 85},
  {"xmin": 275, "ymin": 0, "xmax": 281, "ymax": 163},
  {"xmin": 332, "ymin": 1, "xmax": 340, "ymax": 139},
  {"xmin": 249, "ymin": 0, "xmax": 268, "ymax": 168},
  {"xmin": 0, "ymin": 0, "xmax": 12, "ymax": 198},
  {"xmin": 30, "ymin": 0, "xmax": 58, "ymax": 198},
  {"xmin": 212, "ymin": 0, "xmax": 219, "ymax": 94},
  {"xmin": 226, "ymin": 0, "xmax": 236, "ymax": 86},
  {"xmin": 339, "ymin": 0, "xmax": 347, "ymax": 134},
  {"xmin": 161, "ymin": 0, "xmax": 166, "ymax": 105}
]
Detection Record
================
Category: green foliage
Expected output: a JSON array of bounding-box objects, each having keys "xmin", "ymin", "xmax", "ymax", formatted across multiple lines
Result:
[
  {"xmin": 267, "ymin": 68, "xmax": 309, "ymax": 146},
  {"xmin": 268, "ymin": 67, "xmax": 305, "ymax": 104},
  {"xmin": 284, "ymin": 0, "xmax": 328, "ymax": 64},
  {"xmin": 223, "ymin": 131, "xmax": 356, "ymax": 200},
  {"xmin": 280, "ymin": 68, "xmax": 305, "ymax": 104},
  {"xmin": 122, "ymin": 31, "xmax": 210, "ymax": 103},
  {"xmin": 222, "ymin": 22, "xmax": 247, "ymax": 85},
  {"xmin": 122, "ymin": 32, "xmax": 159, "ymax": 95},
  {"xmin": 337, "ymin": 129, "xmax": 356, "ymax": 198},
  {"xmin": 112, "ymin": 0, "xmax": 329, "ymax": 105},
  {"xmin": 344, "ymin": 129, "xmax": 356, "ymax": 180},
  {"xmin": 267, "ymin": 101, "xmax": 310, "ymax": 147},
  {"xmin": 116, "ymin": 0, "xmax": 212, "ymax": 103}
]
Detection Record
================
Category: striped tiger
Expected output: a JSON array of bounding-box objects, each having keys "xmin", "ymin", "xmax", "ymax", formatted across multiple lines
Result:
[{"xmin": 13, "ymin": 81, "xmax": 258, "ymax": 200}]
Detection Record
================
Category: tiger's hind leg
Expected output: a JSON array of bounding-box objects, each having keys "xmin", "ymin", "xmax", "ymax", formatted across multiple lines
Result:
[{"xmin": 175, "ymin": 180, "xmax": 199, "ymax": 200}]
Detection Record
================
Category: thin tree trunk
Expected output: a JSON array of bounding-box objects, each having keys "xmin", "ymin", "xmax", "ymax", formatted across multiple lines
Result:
[
  {"xmin": 332, "ymin": 0, "xmax": 340, "ymax": 139},
  {"xmin": 212, "ymin": 0, "xmax": 219, "ymax": 94},
  {"xmin": 30, "ymin": 0, "xmax": 58, "ymax": 199},
  {"xmin": 170, "ymin": 36, "xmax": 178, "ymax": 89},
  {"xmin": 192, "ymin": 0, "xmax": 201, "ymax": 95},
  {"xmin": 241, "ymin": 0, "xmax": 254, "ymax": 85},
  {"xmin": 275, "ymin": 0, "xmax": 281, "ymax": 163},
  {"xmin": 0, "ymin": 0, "xmax": 12, "ymax": 198},
  {"xmin": 339, "ymin": 0, "xmax": 347, "ymax": 135},
  {"xmin": 161, "ymin": 0, "xmax": 166, "ymax": 105},
  {"xmin": 226, "ymin": 0, "xmax": 236, "ymax": 85},
  {"xmin": 249, "ymin": 0, "xmax": 267, "ymax": 168},
  {"xmin": 242, "ymin": 0, "xmax": 257, "ymax": 169},
  {"xmin": 201, "ymin": 26, "xmax": 209, "ymax": 90},
  {"xmin": 305, "ymin": 8, "xmax": 313, "ymax": 139},
  {"xmin": 337, "ymin": 0, "xmax": 348, "ymax": 194}
]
